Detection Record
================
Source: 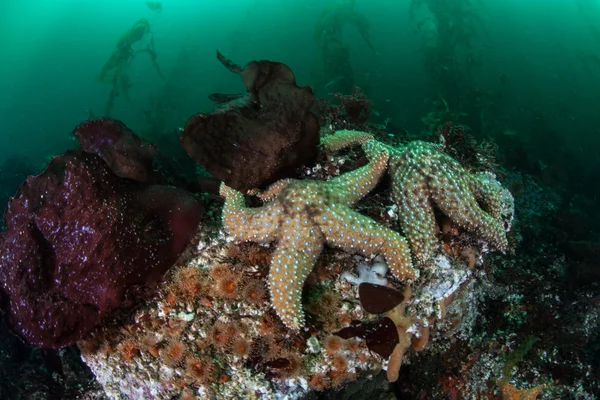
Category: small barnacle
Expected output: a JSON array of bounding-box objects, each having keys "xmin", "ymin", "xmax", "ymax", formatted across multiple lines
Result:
[
  {"xmin": 164, "ymin": 288, "xmax": 177, "ymax": 307},
  {"xmin": 208, "ymin": 321, "xmax": 234, "ymax": 349},
  {"xmin": 259, "ymin": 311, "xmax": 284, "ymax": 335},
  {"xmin": 242, "ymin": 279, "xmax": 267, "ymax": 305},
  {"xmin": 319, "ymin": 291, "xmax": 342, "ymax": 313},
  {"xmin": 117, "ymin": 338, "xmax": 140, "ymax": 362},
  {"xmin": 141, "ymin": 334, "xmax": 161, "ymax": 357},
  {"xmin": 105, "ymin": 343, "xmax": 115, "ymax": 356},
  {"xmin": 171, "ymin": 265, "xmax": 208, "ymax": 302},
  {"xmin": 78, "ymin": 335, "xmax": 102, "ymax": 355},
  {"xmin": 338, "ymin": 313, "xmax": 353, "ymax": 326},
  {"xmin": 185, "ymin": 356, "xmax": 213, "ymax": 385},
  {"xmin": 209, "ymin": 263, "xmax": 233, "ymax": 280},
  {"xmin": 160, "ymin": 340, "xmax": 187, "ymax": 366},
  {"xmin": 411, "ymin": 326, "xmax": 430, "ymax": 352},
  {"xmin": 181, "ymin": 388, "xmax": 196, "ymax": 400},
  {"xmin": 165, "ymin": 318, "xmax": 188, "ymax": 338},
  {"xmin": 330, "ymin": 370, "xmax": 356, "ymax": 388},
  {"xmin": 313, "ymin": 259, "xmax": 335, "ymax": 281},
  {"xmin": 308, "ymin": 373, "xmax": 329, "ymax": 391},
  {"xmin": 229, "ymin": 242, "xmax": 272, "ymax": 267},
  {"xmin": 460, "ymin": 247, "xmax": 478, "ymax": 269},
  {"xmin": 345, "ymin": 338, "xmax": 361, "ymax": 353},
  {"xmin": 214, "ymin": 271, "xmax": 243, "ymax": 300},
  {"xmin": 331, "ymin": 354, "xmax": 349, "ymax": 371},
  {"xmin": 323, "ymin": 335, "xmax": 345, "ymax": 355},
  {"xmin": 265, "ymin": 337, "xmax": 285, "ymax": 361},
  {"xmin": 273, "ymin": 351, "xmax": 303, "ymax": 379},
  {"xmin": 232, "ymin": 337, "xmax": 252, "ymax": 358}
]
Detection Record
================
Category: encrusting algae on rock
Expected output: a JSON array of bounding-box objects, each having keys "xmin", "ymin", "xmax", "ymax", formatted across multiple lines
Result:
[{"xmin": 77, "ymin": 130, "xmax": 515, "ymax": 399}]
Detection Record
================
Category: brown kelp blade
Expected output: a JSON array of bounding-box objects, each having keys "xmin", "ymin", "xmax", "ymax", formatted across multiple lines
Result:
[
  {"xmin": 358, "ymin": 283, "xmax": 405, "ymax": 314},
  {"xmin": 208, "ymin": 93, "xmax": 244, "ymax": 104},
  {"xmin": 335, "ymin": 318, "xmax": 399, "ymax": 358},
  {"xmin": 217, "ymin": 50, "xmax": 243, "ymax": 74}
]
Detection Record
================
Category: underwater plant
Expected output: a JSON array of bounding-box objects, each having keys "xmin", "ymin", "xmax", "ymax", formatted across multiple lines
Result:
[
  {"xmin": 410, "ymin": 0, "xmax": 488, "ymax": 130},
  {"xmin": 97, "ymin": 18, "xmax": 165, "ymax": 116},
  {"xmin": 145, "ymin": 1, "xmax": 162, "ymax": 13},
  {"xmin": 181, "ymin": 52, "xmax": 319, "ymax": 192},
  {"xmin": 73, "ymin": 117, "xmax": 159, "ymax": 183},
  {"xmin": 313, "ymin": 0, "xmax": 375, "ymax": 94}
]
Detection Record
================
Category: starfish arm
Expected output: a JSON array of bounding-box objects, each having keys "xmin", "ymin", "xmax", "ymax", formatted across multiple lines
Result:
[
  {"xmin": 268, "ymin": 225, "xmax": 324, "ymax": 329},
  {"xmin": 469, "ymin": 172, "xmax": 514, "ymax": 224},
  {"xmin": 220, "ymin": 183, "xmax": 278, "ymax": 242},
  {"xmin": 321, "ymin": 204, "xmax": 415, "ymax": 280},
  {"xmin": 392, "ymin": 166, "xmax": 439, "ymax": 264},
  {"xmin": 255, "ymin": 179, "xmax": 294, "ymax": 202},
  {"xmin": 430, "ymin": 166, "xmax": 508, "ymax": 251},
  {"xmin": 328, "ymin": 139, "xmax": 389, "ymax": 205},
  {"xmin": 321, "ymin": 129, "xmax": 374, "ymax": 152}
]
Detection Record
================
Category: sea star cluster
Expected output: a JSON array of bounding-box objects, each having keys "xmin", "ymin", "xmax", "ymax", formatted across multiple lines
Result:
[
  {"xmin": 221, "ymin": 130, "xmax": 514, "ymax": 330},
  {"xmin": 220, "ymin": 138, "xmax": 415, "ymax": 329},
  {"xmin": 388, "ymin": 140, "xmax": 514, "ymax": 264}
]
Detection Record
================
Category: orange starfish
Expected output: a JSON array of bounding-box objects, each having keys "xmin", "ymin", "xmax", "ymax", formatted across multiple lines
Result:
[{"xmin": 499, "ymin": 380, "xmax": 546, "ymax": 400}]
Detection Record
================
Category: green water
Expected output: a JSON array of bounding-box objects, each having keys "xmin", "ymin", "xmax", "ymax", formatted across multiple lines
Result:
[{"xmin": 0, "ymin": 0, "xmax": 598, "ymax": 189}]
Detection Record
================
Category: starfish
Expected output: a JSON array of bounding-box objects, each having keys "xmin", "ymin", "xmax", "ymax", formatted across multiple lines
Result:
[
  {"xmin": 387, "ymin": 140, "xmax": 514, "ymax": 264},
  {"xmin": 499, "ymin": 380, "xmax": 545, "ymax": 400},
  {"xmin": 220, "ymin": 137, "xmax": 415, "ymax": 329}
]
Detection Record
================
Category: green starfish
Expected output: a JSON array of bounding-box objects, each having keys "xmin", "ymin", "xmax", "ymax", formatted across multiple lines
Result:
[
  {"xmin": 220, "ymin": 137, "xmax": 415, "ymax": 329},
  {"xmin": 321, "ymin": 130, "xmax": 513, "ymax": 265},
  {"xmin": 388, "ymin": 140, "xmax": 514, "ymax": 264}
]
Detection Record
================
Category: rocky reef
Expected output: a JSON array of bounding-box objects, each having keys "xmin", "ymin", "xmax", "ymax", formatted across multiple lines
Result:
[
  {"xmin": 75, "ymin": 130, "xmax": 515, "ymax": 399},
  {"xmin": 2, "ymin": 54, "xmax": 599, "ymax": 399}
]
